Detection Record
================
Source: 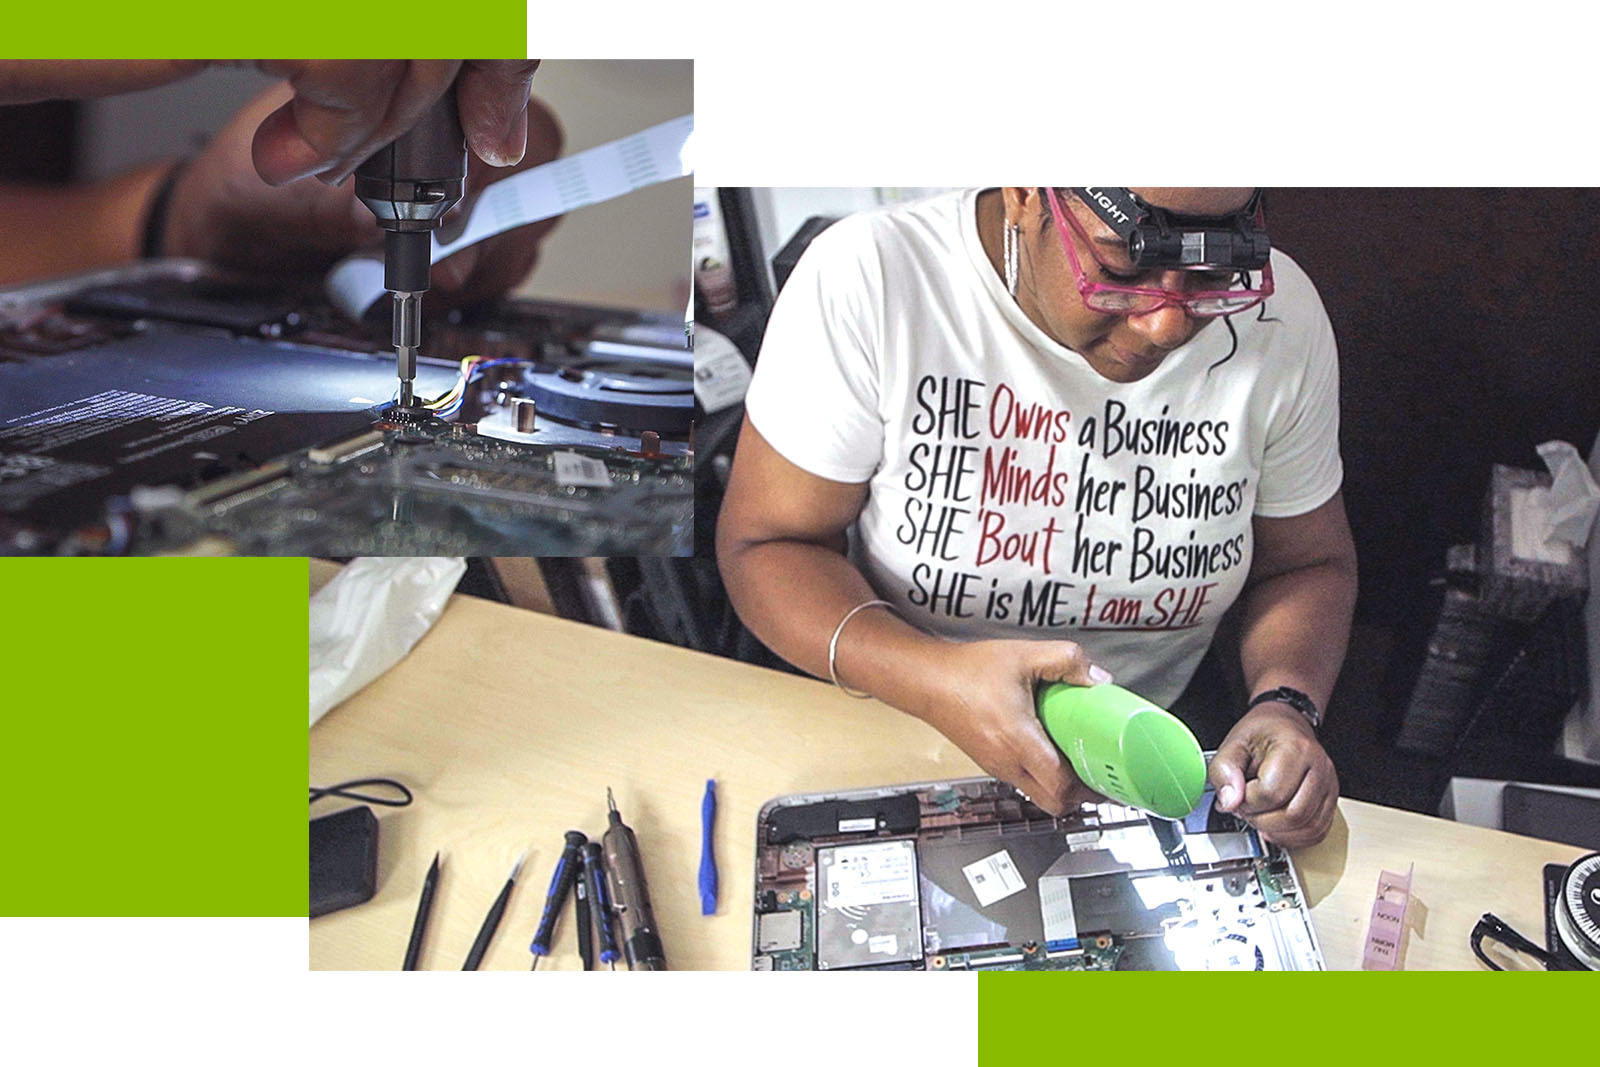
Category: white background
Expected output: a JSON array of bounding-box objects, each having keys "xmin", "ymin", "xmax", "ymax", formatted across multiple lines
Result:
[
  {"xmin": 3, "ymin": 918, "xmax": 977, "ymax": 1060},
  {"xmin": 12, "ymin": 5, "xmax": 1594, "ymax": 1062}
]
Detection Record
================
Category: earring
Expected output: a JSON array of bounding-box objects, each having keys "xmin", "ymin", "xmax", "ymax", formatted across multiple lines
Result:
[{"xmin": 1003, "ymin": 220, "xmax": 1020, "ymax": 297}]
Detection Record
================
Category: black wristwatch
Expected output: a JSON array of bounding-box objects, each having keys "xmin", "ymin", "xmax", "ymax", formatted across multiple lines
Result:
[{"xmin": 1247, "ymin": 686, "xmax": 1322, "ymax": 731}]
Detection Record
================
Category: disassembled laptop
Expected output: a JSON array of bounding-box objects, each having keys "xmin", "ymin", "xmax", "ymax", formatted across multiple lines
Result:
[{"xmin": 754, "ymin": 775, "xmax": 1323, "ymax": 971}]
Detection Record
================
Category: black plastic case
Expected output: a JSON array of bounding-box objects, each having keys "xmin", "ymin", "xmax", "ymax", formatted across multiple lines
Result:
[{"xmin": 310, "ymin": 805, "xmax": 379, "ymax": 918}]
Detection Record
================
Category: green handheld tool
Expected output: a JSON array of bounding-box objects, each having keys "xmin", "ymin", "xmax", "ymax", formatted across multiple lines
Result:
[{"xmin": 1035, "ymin": 683, "xmax": 1207, "ymax": 819}]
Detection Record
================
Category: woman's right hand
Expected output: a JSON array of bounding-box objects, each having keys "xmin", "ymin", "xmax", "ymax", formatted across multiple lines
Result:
[
  {"xmin": 920, "ymin": 638, "xmax": 1113, "ymax": 816},
  {"xmin": 714, "ymin": 421, "xmax": 1111, "ymax": 816}
]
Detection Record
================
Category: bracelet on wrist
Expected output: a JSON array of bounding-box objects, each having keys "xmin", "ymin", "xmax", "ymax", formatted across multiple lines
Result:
[{"xmin": 827, "ymin": 599, "xmax": 894, "ymax": 699}]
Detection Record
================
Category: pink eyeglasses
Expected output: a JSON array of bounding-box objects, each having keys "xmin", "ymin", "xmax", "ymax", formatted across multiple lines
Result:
[{"xmin": 1042, "ymin": 187, "xmax": 1274, "ymax": 318}]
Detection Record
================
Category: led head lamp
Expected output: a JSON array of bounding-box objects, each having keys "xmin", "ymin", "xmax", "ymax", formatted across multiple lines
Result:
[{"xmin": 1073, "ymin": 187, "xmax": 1271, "ymax": 272}]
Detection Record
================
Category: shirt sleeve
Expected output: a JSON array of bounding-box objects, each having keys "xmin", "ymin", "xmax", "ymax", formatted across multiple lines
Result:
[
  {"xmin": 743, "ymin": 215, "xmax": 886, "ymax": 484},
  {"xmin": 1253, "ymin": 266, "xmax": 1344, "ymax": 518}
]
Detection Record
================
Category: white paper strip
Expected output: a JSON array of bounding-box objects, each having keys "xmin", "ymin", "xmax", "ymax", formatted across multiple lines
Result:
[{"xmin": 326, "ymin": 114, "xmax": 694, "ymax": 319}]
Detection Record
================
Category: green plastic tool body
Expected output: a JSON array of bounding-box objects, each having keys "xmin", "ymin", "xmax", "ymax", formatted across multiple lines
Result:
[{"xmin": 1035, "ymin": 683, "xmax": 1206, "ymax": 819}]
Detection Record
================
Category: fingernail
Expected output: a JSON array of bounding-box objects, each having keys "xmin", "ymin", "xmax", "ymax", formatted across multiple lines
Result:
[
  {"xmin": 475, "ymin": 106, "xmax": 529, "ymax": 168},
  {"xmin": 1088, "ymin": 665, "xmax": 1113, "ymax": 685},
  {"xmin": 1219, "ymin": 787, "xmax": 1237, "ymax": 809},
  {"xmin": 471, "ymin": 129, "xmax": 516, "ymax": 169},
  {"xmin": 498, "ymin": 107, "xmax": 529, "ymax": 167}
]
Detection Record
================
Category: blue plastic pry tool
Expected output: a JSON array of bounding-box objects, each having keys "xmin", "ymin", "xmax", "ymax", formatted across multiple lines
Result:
[{"xmin": 698, "ymin": 779, "xmax": 718, "ymax": 916}]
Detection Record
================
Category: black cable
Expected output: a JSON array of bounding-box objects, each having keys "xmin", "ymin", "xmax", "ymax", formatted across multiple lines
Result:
[
  {"xmin": 310, "ymin": 777, "xmax": 414, "ymax": 807},
  {"xmin": 1470, "ymin": 912, "xmax": 1580, "ymax": 971}
]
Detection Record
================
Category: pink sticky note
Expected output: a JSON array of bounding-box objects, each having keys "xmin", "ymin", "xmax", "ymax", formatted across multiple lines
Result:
[{"xmin": 1362, "ymin": 864, "xmax": 1414, "ymax": 970}]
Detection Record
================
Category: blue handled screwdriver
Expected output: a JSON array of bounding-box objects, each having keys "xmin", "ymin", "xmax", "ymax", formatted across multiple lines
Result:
[
  {"xmin": 573, "ymin": 867, "xmax": 594, "ymax": 971},
  {"xmin": 528, "ymin": 830, "xmax": 587, "ymax": 970},
  {"xmin": 581, "ymin": 840, "xmax": 620, "ymax": 968}
]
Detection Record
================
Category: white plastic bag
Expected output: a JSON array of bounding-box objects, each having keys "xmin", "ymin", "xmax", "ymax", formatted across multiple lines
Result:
[{"xmin": 309, "ymin": 557, "xmax": 467, "ymax": 726}]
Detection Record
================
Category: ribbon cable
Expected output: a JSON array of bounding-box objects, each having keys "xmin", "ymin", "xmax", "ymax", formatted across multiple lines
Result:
[{"xmin": 326, "ymin": 114, "xmax": 694, "ymax": 320}]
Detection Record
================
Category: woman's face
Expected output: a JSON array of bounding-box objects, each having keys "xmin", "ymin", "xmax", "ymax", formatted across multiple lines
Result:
[{"xmin": 1005, "ymin": 187, "xmax": 1257, "ymax": 383}]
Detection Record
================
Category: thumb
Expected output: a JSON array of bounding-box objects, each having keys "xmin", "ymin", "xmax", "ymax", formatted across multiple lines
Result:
[
  {"xmin": 252, "ymin": 99, "xmax": 329, "ymax": 186},
  {"xmin": 1208, "ymin": 738, "xmax": 1251, "ymax": 812},
  {"xmin": 457, "ymin": 61, "xmax": 541, "ymax": 167},
  {"xmin": 1023, "ymin": 641, "xmax": 1113, "ymax": 689}
]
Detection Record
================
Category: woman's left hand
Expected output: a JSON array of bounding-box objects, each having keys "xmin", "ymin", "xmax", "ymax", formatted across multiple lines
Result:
[{"xmin": 1207, "ymin": 702, "xmax": 1338, "ymax": 848}]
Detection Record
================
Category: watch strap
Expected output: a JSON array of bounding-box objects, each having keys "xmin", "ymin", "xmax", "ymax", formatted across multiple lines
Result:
[{"xmin": 1247, "ymin": 686, "xmax": 1321, "ymax": 730}]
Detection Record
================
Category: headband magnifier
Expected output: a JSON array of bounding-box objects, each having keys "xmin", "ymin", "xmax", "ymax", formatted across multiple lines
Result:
[{"xmin": 1072, "ymin": 187, "xmax": 1270, "ymax": 272}]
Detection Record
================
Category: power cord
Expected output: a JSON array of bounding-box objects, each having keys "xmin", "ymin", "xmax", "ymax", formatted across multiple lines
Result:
[{"xmin": 310, "ymin": 777, "xmax": 414, "ymax": 808}]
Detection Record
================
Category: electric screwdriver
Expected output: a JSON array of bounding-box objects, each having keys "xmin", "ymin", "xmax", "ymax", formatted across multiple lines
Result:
[
  {"xmin": 602, "ymin": 787, "xmax": 667, "ymax": 970},
  {"xmin": 354, "ymin": 88, "xmax": 467, "ymax": 414}
]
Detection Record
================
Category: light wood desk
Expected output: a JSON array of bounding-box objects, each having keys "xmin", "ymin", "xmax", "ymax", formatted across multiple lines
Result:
[{"xmin": 308, "ymin": 563, "xmax": 1586, "ymax": 971}]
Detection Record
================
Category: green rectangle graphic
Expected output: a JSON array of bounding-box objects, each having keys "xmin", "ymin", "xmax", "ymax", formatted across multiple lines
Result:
[
  {"xmin": 4, "ymin": 3, "xmax": 526, "ymax": 57},
  {"xmin": 0, "ymin": 558, "xmax": 308, "ymax": 915},
  {"xmin": 979, "ymin": 971, "xmax": 1590, "ymax": 1061}
]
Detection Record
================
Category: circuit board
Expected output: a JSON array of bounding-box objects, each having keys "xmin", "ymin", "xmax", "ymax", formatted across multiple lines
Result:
[
  {"xmin": 133, "ymin": 418, "xmax": 692, "ymax": 555},
  {"xmin": 0, "ymin": 263, "xmax": 693, "ymax": 555},
  {"xmin": 753, "ymin": 776, "xmax": 1324, "ymax": 971}
]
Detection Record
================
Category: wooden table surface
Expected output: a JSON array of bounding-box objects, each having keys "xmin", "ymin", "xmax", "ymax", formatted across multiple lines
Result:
[{"xmin": 308, "ymin": 562, "xmax": 1586, "ymax": 971}]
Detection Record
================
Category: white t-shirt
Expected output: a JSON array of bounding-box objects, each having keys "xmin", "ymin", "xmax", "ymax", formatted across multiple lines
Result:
[{"xmin": 745, "ymin": 189, "xmax": 1343, "ymax": 707}]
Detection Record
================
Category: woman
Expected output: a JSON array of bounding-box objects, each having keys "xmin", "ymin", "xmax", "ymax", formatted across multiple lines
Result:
[{"xmin": 717, "ymin": 187, "xmax": 1356, "ymax": 848}]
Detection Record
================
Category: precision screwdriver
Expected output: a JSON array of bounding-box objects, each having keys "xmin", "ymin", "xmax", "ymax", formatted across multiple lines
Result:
[
  {"xmin": 528, "ymin": 830, "xmax": 588, "ymax": 970},
  {"xmin": 580, "ymin": 840, "xmax": 620, "ymax": 968},
  {"xmin": 602, "ymin": 788, "xmax": 667, "ymax": 970},
  {"xmin": 354, "ymin": 88, "xmax": 467, "ymax": 415},
  {"xmin": 573, "ymin": 866, "xmax": 594, "ymax": 971}
]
